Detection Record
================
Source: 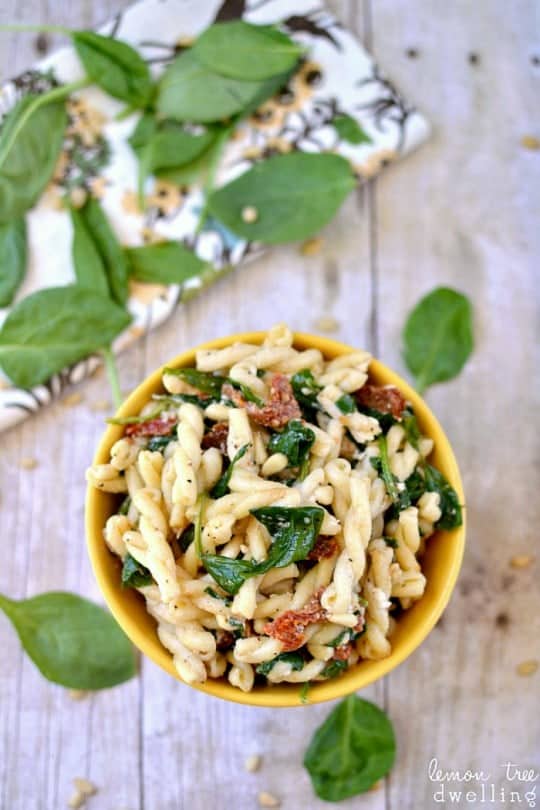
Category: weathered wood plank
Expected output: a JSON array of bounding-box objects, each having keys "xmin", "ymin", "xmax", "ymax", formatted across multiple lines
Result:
[{"xmin": 371, "ymin": 1, "xmax": 540, "ymax": 807}]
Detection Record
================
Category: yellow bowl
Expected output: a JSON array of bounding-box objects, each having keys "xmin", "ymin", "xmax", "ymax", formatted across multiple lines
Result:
[{"xmin": 86, "ymin": 331, "xmax": 465, "ymax": 707}]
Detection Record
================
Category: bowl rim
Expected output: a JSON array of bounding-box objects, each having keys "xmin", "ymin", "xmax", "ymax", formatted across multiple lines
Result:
[{"xmin": 86, "ymin": 330, "xmax": 466, "ymax": 707}]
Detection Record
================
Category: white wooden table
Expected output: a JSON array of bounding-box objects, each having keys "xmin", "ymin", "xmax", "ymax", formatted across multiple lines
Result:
[{"xmin": 1, "ymin": 2, "xmax": 538, "ymax": 808}]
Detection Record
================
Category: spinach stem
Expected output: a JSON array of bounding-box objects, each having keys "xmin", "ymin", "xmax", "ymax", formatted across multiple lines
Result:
[
  {"xmin": 0, "ymin": 23, "xmax": 71, "ymax": 34},
  {"xmin": 195, "ymin": 125, "xmax": 234, "ymax": 234},
  {"xmin": 101, "ymin": 346, "xmax": 123, "ymax": 411},
  {"xmin": 0, "ymin": 78, "xmax": 90, "ymax": 167}
]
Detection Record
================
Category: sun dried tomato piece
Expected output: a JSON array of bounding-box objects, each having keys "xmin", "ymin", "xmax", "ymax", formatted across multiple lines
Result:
[
  {"xmin": 215, "ymin": 630, "xmax": 234, "ymax": 651},
  {"xmin": 308, "ymin": 535, "xmax": 339, "ymax": 561},
  {"xmin": 224, "ymin": 374, "xmax": 301, "ymax": 430},
  {"xmin": 125, "ymin": 415, "xmax": 177, "ymax": 437},
  {"xmin": 354, "ymin": 383, "xmax": 406, "ymax": 419},
  {"xmin": 333, "ymin": 642, "xmax": 353, "ymax": 661},
  {"xmin": 201, "ymin": 422, "xmax": 229, "ymax": 453},
  {"xmin": 263, "ymin": 587, "xmax": 326, "ymax": 651}
]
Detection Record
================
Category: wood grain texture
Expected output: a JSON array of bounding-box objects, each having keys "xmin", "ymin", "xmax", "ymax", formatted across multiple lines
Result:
[{"xmin": 0, "ymin": 0, "xmax": 538, "ymax": 808}]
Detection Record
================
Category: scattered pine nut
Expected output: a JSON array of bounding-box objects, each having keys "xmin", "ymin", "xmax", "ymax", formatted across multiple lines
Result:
[
  {"xmin": 129, "ymin": 325, "xmax": 145, "ymax": 339},
  {"xmin": 510, "ymin": 555, "xmax": 534, "ymax": 569},
  {"xmin": 301, "ymin": 236, "xmax": 324, "ymax": 256},
  {"xmin": 517, "ymin": 660, "xmax": 538, "ymax": 677},
  {"xmin": 20, "ymin": 457, "xmax": 38, "ymax": 470},
  {"xmin": 68, "ymin": 689, "xmax": 88, "ymax": 701},
  {"xmin": 90, "ymin": 399, "xmax": 110, "ymax": 412},
  {"xmin": 258, "ymin": 792, "xmax": 280, "ymax": 808},
  {"xmin": 241, "ymin": 205, "xmax": 258, "ymax": 223},
  {"xmin": 176, "ymin": 35, "xmax": 194, "ymax": 47},
  {"xmin": 67, "ymin": 792, "xmax": 84, "ymax": 809},
  {"xmin": 244, "ymin": 754, "xmax": 262, "ymax": 772},
  {"xmin": 62, "ymin": 392, "xmax": 84, "ymax": 408},
  {"xmin": 0, "ymin": 379, "xmax": 11, "ymax": 391},
  {"xmin": 314, "ymin": 315, "xmax": 339, "ymax": 333},
  {"xmin": 69, "ymin": 187, "xmax": 88, "ymax": 209},
  {"xmin": 521, "ymin": 135, "xmax": 540, "ymax": 150},
  {"xmin": 74, "ymin": 778, "xmax": 97, "ymax": 797}
]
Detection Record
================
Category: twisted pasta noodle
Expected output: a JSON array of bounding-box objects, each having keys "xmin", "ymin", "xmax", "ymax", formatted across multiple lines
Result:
[
  {"xmin": 417, "ymin": 491, "xmax": 442, "ymax": 527},
  {"xmin": 292, "ymin": 558, "xmax": 334, "ymax": 610},
  {"xmin": 207, "ymin": 652, "xmax": 227, "ymax": 678},
  {"xmin": 321, "ymin": 550, "xmax": 356, "ymax": 621},
  {"xmin": 343, "ymin": 475, "xmax": 372, "ymax": 579},
  {"xmin": 110, "ymin": 438, "xmax": 139, "ymax": 471},
  {"xmin": 325, "ymin": 458, "xmax": 352, "ymax": 524},
  {"xmin": 86, "ymin": 464, "xmax": 127, "ymax": 493},
  {"xmin": 267, "ymin": 658, "xmax": 326, "ymax": 683},
  {"xmin": 386, "ymin": 424, "xmax": 420, "ymax": 481},
  {"xmin": 196, "ymin": 343, "xmax": 259, "ymax": 372},
  {"xmin": 231, "ymin": 575, "xmax": 263, "ymax": 619},
  {"xmin": 357, "ymin": 578, "xmax": 392, "ymax": 660},
  {"xmin": 104, "ymin": 514, "xmax": 131, "ymax": 557},
  {"xmin": 341, "ymin": 412, "xmax": 381, "ymax": 445},
  {"xmin": 272, "ymin": 348, "xmax": 324, "ymax": 375},
  {"xmin": 171, "ymin": 404, "xmax": 204, "ymax": 510},
  {"xmin": 198, "ymin": 447, "xmax": 223, "ymax": 492},
  {"xmin": 157, "ymin": 623, "xmax": 207, "ymax": 683},
  {"xmin": 253, "ymin": 593, "xmax": 293, "ymax": 619},
  {"xmin": 227, "ymin": 408, "xmax": 255, "ymax": 469},
  {"xmin": 137, "ymin": 450, "xmax": 164, "ymax": 489},
  {"xmin": 229, "ymin": 358, "xmax": 268, "ymax": 398},
  {"xmin": 263, "ymin": 323, "xmax": 293, "ymax": 348},
  {"xmin": 226, "ymin": 652, "xmax": 254, "ymax": 692},
  {"xmin": 233, "ymin": 636, "xmax": 283, "ymax": 664}
]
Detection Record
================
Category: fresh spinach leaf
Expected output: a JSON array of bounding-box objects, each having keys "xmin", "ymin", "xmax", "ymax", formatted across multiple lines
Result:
[
  {"xmin": 199, "ymin": 506, "xmax": 324, "ymax": 594},
  {"xmin": 321, "ymin": 659, "xmax": 348, "ymax": 679},
  {"xmin": 267, "ymin": 420, "xmax": 315, "ymax": 467},
  {"xmin": 69, "ymin": 204, "xmax": 110, "ymax": 297},
  {"xmin": 121, "ymin": 554, "xmax": 153, "ymax": 588},
  {"xmin": 256, "ymin": 651, "xmax": 304, "ymax": 676},
  {"xmin": 72, "ymin": 31, "xmax": 152, "ymax": 106},
  {"xmin": 291, "ymin": 369, "xmax": 322, "ymax": 417},
  {"xmin": 383, "ymin": 537, "xmax": 398, "ymax": 549},
  {"xmin": 157, "ymin": 50, "xmax": 270, "ymax": 123},
  {"xmin": 118, "ymin": 495, "xmax": 131, "ymax": 515},
  {"xmin": 333, "ymin": 114, "xmax": 371, "ymax": 145},
  {"xmin": 229, "ymin": 379, "xmax": 265, "ymax": 408},
  {"xmin": 147, "ymin": 434, "xmax": 176, "ymax": 452},
  {"xmin": 0, "ymin": 217, "xmax": 27, "ymax": 306},
  {"xmin": 0, "ymin": 285, "xmax": 130, "ymax": 388},
  {"xmin": 125, "ymin": 241, "xmax": 206, "ymax": 285},
  {"xmin": 403, "ymin": 468, "xmax": 426, "ymax": 503},
  {"xmin": 303, "ymin": 695, "xmax": 396, "ymax": 801},
  {"xmin": 207, "ymin": 152, "xmax": 356, "ymax": 244},
  {"xmin": 0, "ymin": 93, "xmax": 67, "ymax": 223},
  {"xmin": 211, "ymin": 444, "xmax": 248, "ymax": 499},
  {"xmin": 0, "ymin": 591, "xmax": 136, "ymax": 689},
  {"xmin": 335, "ymin": 393, "xmax": 357, "ymax": 413},
  {"xmin": 372, "ymin": 435, "xmax": 403, "ymax": 506},
  {"xmin": 78, "ymin": 197, "xmax": 129, "ymax": 306},
  {"xmin": 403, "ymin": 287, "xmax": 473, "ymax": 394},
  {"xmin": 228, "ymin": 616, "xmax": 246, "ymax": 639},
  {"xmin": 162, "ymin": 367, "xmax": 227, "ymax": 397},
  {"xmin": 193, "ymin": 21, "xmax": 302, "ymax": 81},
  {"xmin": 423, "ymin": 464, "xmax": 462, "ymax": 529},
  {"xmin": 401, "ymin": 407, "xmax": 420, "ymax": 450},
  {"xmin": 179, "ymin": 524, "xmax": 195, "ymax": 551}
]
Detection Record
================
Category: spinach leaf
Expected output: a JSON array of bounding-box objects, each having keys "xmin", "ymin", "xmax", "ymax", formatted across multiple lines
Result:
[
  {"xmin": 211, "ymin": 444, "xmax": 249, "ymax": 499},
  {"xmin": 204, "ymin": 586, "xmax": 232, "ymax": 604},
  {"xmin": 0, "ymin": 217, "xmax": 27, "ymax": 306},
  {"xmin": 78, "ymin": 197, "xmax": 129, "ymax": 306},
  {"xmin": 303, "ymin": 695, "xmax": 396, "ymax": 801},
  {"xmin": 267, "ymin": 420, "xmax": 315, "ymax": 467},
  {"xmin": 162, "ymin": 367, "xmax": 227, "ymax": 397},
  {"xmin": 333, "ymin": 114, "xmax": 372, "ymax": 145},
  {"xmin": 401, "ymin": 407, "xmax": 420, "ymax": 449},
  {"xmin": 321, "ymin": 659, "xmax": 348, "ymax": 679},
  {"xmin": 118, "ymin": 496, "xmax": 131, "ymax": 515},
  {"xmin": 229, "ymin": 379, "xmax": 265, "ymax": 407},
  {"xmin": 327, "ymin": 629, "xmax": 354, "ymax": 648},
  {"xmin": 0, "ymin": 285, "xmax": 131, "ymax": 388},
  {"xmin": 403, "ymin": 287, "xmax": 473, "ymax": 394},
  {"xmin": 291, "ymin": 369, "xmax": 322, "ymax": 417},
  {"xmin": 157, "ymin": 50, "xmax": 270, "ymax": 123},
  {"xmin": 0, "ymin": 591, "xmax": 136, "ymax": 689},
  {"xmin": 121, "ymin": 554, "xmax": 153, "ymax": 588},
  {"xmin": 423, "ymin": 464, "xmax": 462, "ymax": 529},
  {"xmin": 72, "ymin": 31, "xmax": 152, "ymax": 106},
  {"xmin": 335, "ymin": 393, "xmax": 357, "ymax": 413},
  {"xmin": 193, "ymin": 21, "xmax": 302, "ymax": 81},
  {"xmin": 256, "ymin": 651, "xmax": 304, "ymax": 676},
  {"xmin": 403, "ymin": 469, "xmax": 426, "ymax": 503},
  {"xmin": 179, "ymin": 524, "xmax": 195, "ymax": 551},
  {"xmin": 356, "ymin": 404, "xmax": 396, "ymax": 433},
  {"xmin": 69, "ymin": 204, "xmax": 110, "ymax": 297},
  {"xmin": 207, "ymin": 152, "xmax": 356, "ymax": 244},
  {"xmin": 147, "ymin": 434, "xmax": 176, "ymax": 452},
  {"xmin": 125, "ymin": 241, "xmax": 206, "ymax": 285},
  {"xmin": 0, "ymin": 94, "xmax": 67, "ymax": 223},
  {"xmin": 128, "ymin": 112, "xmax": 157, "ymax": 156},
  {"xmin": 135, "ymin": 123, "xmax": 216, "ymax": 197},
  {"xmin": 153, "ymin": 392, "xmax": 218, "ymax": 408},
  {"xmin": 228, "ymin": 616, "xmax": 246, "ymax": 639},
  {"xmin": 372, "ymin": 435, "xmax": 403, "ymax": 506},
  {"xmin": 199, "ymin": 506, "xmax": 324, "ymax": 594},
  {"xmin": 383, "ymin": 537, "xmax": 398, "ymax": 549}
]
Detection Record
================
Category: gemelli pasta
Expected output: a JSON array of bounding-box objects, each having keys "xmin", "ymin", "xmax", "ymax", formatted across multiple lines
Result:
[{"xmin": 87, "ymin": 325, "xmax": 461, "ymax": 692}]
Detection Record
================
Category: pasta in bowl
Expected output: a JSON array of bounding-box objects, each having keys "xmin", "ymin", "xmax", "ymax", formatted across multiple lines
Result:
[{"xmin": 86, "ymin": 325, "xmax": 465, "ymax": 706}]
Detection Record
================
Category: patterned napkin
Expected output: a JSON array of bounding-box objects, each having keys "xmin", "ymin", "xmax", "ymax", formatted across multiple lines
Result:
[{"xmin": 0, "ymin": 0, "xmax": 430, "ymax": 432}]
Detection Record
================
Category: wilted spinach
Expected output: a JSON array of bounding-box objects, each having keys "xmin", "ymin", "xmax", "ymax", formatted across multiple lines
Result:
[
  {"xmin": 211, "ymin": 444, "xmax": 249, "ymax": 498},
  {"xmin": 267, "ymin": 420, "xmax": 315, "ymax": 467},
  {"xmin": 403, "ymin": 287, "xmax": 473, "ymax": 394},
  {"xmin": 335, "ymin": 393, "xmax": 357, "ymax": 414},
  {"xmin": 121, "ymin": 554, "xmax": 153, "ymax": 588},
  {"xmin": 198, "ymin": 505, "xmax": 324, "ymax": 594},
  {"xmin": 256, "ymin": 651, "xmax": 304, "ymax": 676},
  {"xmin": 291, "ymin": 369, "xmax": 322, "ymax": 418},
  {"xmin": 321, "ymin": 659, "xmax": 348, "ymax": 679},
  {"xmin": 423, "ymin": 464, "xmax": 462, "ymax": 529},
  {"xmin": 0, "ymin": 591, "xmax": 136, "ymax": 689},
  {"xmin": 303, "ymin": 695, "xmax": 396, "ymax": 801},
  {"xmin": 0, "ymin": 217, "xmax": 27, "ymax": 307},
  {"xmin": 162, "ymin": 367, "xmax": 227, "ymax": 397}
]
